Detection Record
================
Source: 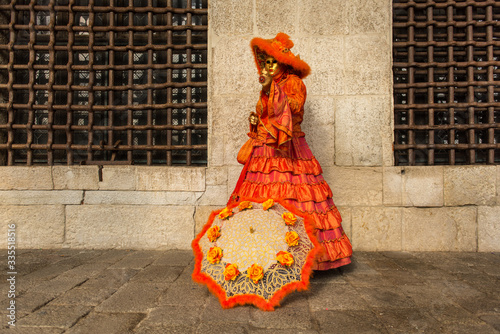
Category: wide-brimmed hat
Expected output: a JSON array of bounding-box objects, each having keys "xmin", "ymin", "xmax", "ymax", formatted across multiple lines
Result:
[{"xmin": 251, "ymin": 33, "xmax": 311, "ymax": 79}]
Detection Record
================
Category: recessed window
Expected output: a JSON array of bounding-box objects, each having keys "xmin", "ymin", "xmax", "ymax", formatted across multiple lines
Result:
[{"xmin": 0, "ymin": 0, "xmax": 208, "ymax": 166}]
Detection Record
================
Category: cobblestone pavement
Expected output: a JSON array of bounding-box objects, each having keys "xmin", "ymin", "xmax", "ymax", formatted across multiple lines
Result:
[{"xmin": 0, "ymin": 250, "xmax": 499, "ymax": 333}]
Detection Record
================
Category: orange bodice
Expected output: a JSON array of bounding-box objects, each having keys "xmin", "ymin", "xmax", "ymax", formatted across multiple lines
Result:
[{"xmin": 253, "ymin": 71, "xmax": 306, "ymax": 147}]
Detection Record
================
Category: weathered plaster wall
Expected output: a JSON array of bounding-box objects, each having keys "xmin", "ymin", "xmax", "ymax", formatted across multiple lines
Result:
[{"xmin": 0, "ymin": 0, "xmax": 498, "ymax": 252}]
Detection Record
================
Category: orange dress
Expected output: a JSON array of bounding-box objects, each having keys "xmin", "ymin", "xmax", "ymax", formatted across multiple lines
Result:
[{"xmin": 229, "ymin": 69, "xmax": 352, "ymax": 270}]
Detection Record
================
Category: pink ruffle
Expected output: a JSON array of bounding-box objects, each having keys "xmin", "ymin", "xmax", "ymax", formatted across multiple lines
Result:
[
  {"xmin": 247, "ymin": 156, "xmax": 323, "ymax": 176},
  {"xmin": 315, "ymin": 234, "xmax": 353, "ymax": 263},
  {"xmin": 238, "ymin": 180, "xmax": 333, "ymax": 204},
  {"xmin": 245, "ymin": 170, "xmax": 327, "ymax": 185}
]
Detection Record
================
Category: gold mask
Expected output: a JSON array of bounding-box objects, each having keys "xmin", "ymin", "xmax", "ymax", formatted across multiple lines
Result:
[{"xmin": 264, "ymin": 56, "xmax": 282, "ymax": 77}]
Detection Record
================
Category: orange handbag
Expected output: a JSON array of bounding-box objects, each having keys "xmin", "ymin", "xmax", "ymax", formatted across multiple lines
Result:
[{"xmin": 237, "ymin": 138, "xmax": 255, "ymax": 164}]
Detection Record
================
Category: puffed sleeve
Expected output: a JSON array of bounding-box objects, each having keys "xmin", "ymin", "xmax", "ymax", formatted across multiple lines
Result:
[{"xmin": 283, "ymin": 75, "xmax": 306, "ymax": 115}]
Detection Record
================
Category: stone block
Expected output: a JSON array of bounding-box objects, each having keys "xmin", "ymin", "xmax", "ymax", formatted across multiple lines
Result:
[
  {"xmin": 444, "ymin": 166, "xmax": 496, "ymax": 206},
  {"xmin": 208, "ymin": 131, "xmax": 225, "ymax": 167},
  {"xmin": 381, "ymin": 126, "xmax": 395, "ymax": 167},
  {"xmin": 212, "ymin": 95, "xmax": 256, "ymax": 167},
  {"xmin": 403, "ymin": 166, "xmax": 444, "ymax": 207},
  {"xmin": 335, "ymin": 96, "xmax": 391, "ymax": 166},
  {"xmin": 144, "ymin": 305, "xmax": 202, "ymax": 327},
  {"xmin": 65, "ymin": 205, "xmax": 195, "ymax": 249},
  {"xmin": 478, "ymin": 206, "xmax": 500, "ymax": 252},
  {"xmin": 136, "ymin": 167, "xmax": 205, "ymax": 192},
  {"xmin": 344, "ymin": 35, "xmax": 391, "ymax": 95},
  {"xmin": 84, "ymin": 191, "xmax": 202, "ymax": 205},
  {"xmin": 95, "ymin": 282, "xmax": 168, "ymax": 312},
  {"xmin": 151, "ymin": 249, "xmax": 193, "ymax": 267},
  {"xmin": 371, "ymin": 307, "xmax": 442, "ymax": 333},
  {"xmin": 315, "ymin": 310, "xmax": 388, "ymax": 333},
  {"xmin": 0, "ymin": 205, "xmax": 65, "ymax": 248},
  {"xmin": 158, "ymin": 282, "xmax": 209, "ymax": 307},
  {"xmin": 0, "ymin": 190, "xmax": 82, "ymax": 205},
  {"xmin": 299, "ymin": 0, "xmax": 349, "ymax": 35},
  {"xmin": 498, "ymin": 166, "xmax": 500, "ymax": 205},
  {"xmin": 210, "ymin": 94, "xmax": 256, "ymax": 167},
  {"xmin": 303, "ymin": 96, "xmax": 336, "ymax": 127},
  {"xmin": 210, "ymin": 0, "xmax": 253, "ymax": 36},
  {"xmin": 324, "ymin": 167, "xmax": 383, "ymax": 206},
  {"xmin": 302, "ymin": 97, "xmax": 337, "ymax": 167},
  {"xmin": 383, "ymin": 166, "xmax": 444, "ymax": 207},
  {"xmin": 402, "ymin": 207, "xmax": 477, "ymax": 251},
  {"xmin": 227, "ymin": 165, "xmax": 243, "ymax": 198},
  {"xmin": 212, "ymin": 37, "xmax": 256, "ymax": 96},
  {"xmin": 194, "ymin": 205, "xmax": 221, "ymax": 235},
  {"xmin": 352, "ymin": 207, "xmax": 402, "ymax": 251},
  {"xmin": 0, "ymin": 166, "xmax": 53, "ymax": 190},
  {"xmin": 129, "ymin": 265, "xmax": 184, "ymax": 283},
  {"xmin": 134, "ymin": 324, "xmax": 194, "ymax": 334},
  {"xmin": 57, "ymin": 262, "xmax": 111, "ymax": 280},
  {"xmin": 256, "ymin": 0, "xmax": 296, "ymax": 35},
  {"xmin": 65, "ymin": 312, "xmax": 145, "ymax": 334},
  {"xmin": 302, "ymin": 123, "xmax": 335, "ymax": 168},
  {"xmin": 166, "ymin": 191, "xmax": 204, "ymax": 205},
  {"xmin": 383, "ymin": 167, "xmax": 403, "ymax": 206},
  {"xmin": 344, "ymin": 67, "xmax": 392, "ymax": 96},
  {"xmin": 52, "ymin": 166, "xmax": 99, "ymax": 190},
  {"xmin": 308, "ymin": 283, "xmax": 368, "ymax": 311},
  {"xmin": 205, "ymin": 166, "xmax": 227, "ymax": 186},
  {"xmin": 19, "ymin": 304, "xmax": 91, "ymax": 329},
  {"xmin": 81, "ymin": 268, "xmax": 138, "ymax": 290},
  {"xmin": 27, "ymin": 277, "xmax": 87, "ymax": 295},
  {"xmin": 11, "ymin": 292, "xmax": 55, "ymax": 317},
  {"xmin": 197, "ymin": 185, "xmax": 228, "ymax": 206},
  {"xmin": 349, "ymin": 0, "xmax": 391, "ymax": 34},
  {"xmin": 297, "ymin": 37, "xmax": 345, "ymax": 96},
  {"xmin": 249, "ymin": 300, "xmax": 313, "ymax": 329},
  {"xmin": 99, "ymin": 166, "xmax": 136, "ymax": 190}
]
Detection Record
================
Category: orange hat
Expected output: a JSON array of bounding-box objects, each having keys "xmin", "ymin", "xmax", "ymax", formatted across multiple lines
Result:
[{"xmin": 250, "ymin": 33, "xmax": 311, "ymax": 79}]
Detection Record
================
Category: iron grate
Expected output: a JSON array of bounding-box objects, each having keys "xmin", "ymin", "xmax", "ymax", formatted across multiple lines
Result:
[
  {"xmin": 393, "ymin": 0, "xmax": 500, "ymax": 165},
  {"xmin": 0, "ymin": 0, "xmax": 208, "ymax": 165}
]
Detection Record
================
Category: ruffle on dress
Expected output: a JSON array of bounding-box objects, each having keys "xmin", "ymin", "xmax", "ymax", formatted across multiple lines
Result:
[
  {"xmin": 315, "ymin": 233, "xmax": 353, "ymax": 270},
  {"xmin": 238, "ymin": 180, "xmax": 333, "ymax": 203},
  {"xmin": 247, "ymin": 156, "xmax": 323, "ymax": 175},
  {"xmin": 231, "ymin": 137, "xmax": 352, "ymax": 270}
]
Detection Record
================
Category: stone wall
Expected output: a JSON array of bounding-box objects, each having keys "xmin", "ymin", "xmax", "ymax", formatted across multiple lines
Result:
[
  {"xmin": 0, "ymin": 165, "xmax": 498, "ymax": 251},
  {"xmin": 0, "ymin": 0, "xmax": 498, "ymax": 251}
]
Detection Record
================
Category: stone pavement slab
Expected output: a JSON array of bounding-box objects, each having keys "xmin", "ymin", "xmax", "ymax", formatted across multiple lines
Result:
[{"xmin": 0, "ymin": 250, "xmax": 498, "ymax": 333}]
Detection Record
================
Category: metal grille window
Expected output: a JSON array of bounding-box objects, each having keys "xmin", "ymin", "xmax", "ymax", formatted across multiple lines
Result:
[
  {"xmin": 0, "ymin": 0, "xmax": 208, "ymax": 166},
  {"xmin": 393, "ymin": 0, "xmax": 500, "ymax": 165}
]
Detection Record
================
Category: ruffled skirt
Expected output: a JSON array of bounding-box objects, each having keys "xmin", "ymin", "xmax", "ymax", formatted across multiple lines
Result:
[{"xmin": 230, "ymin": 137, "xmax": 352, "ymax": 270}]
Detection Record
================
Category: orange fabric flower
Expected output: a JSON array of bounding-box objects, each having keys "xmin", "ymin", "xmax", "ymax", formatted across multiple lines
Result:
[
  {"xmin": 285, "ymin": 231, "xmax": 299, "ymax": 247},
  {"xmin": 282, "ymin": 212, "xmax": 297, "ymax": 226},
  {"xmin": 247, "ymin": 264, "xmax": 264, "ymax": 284},
  {"xmin": 262, "ymin": 199, "xmax": 274, "ymax": 211},
  {"xmin": 207, "ymin": 247, "xmax": 223, "ymax": 264},
  {"xmin": 276, "ymin": 251, "xmax": 294, "ymax": 266},
  {"xmin": 238, "ymin": 201, "xmax": 253, "ymax": 211},
  {"xmin": 218, "ymin": 207, "xmax": 233, "ymax": 220},
  {"xmin": 207, "ymin": 225, "xmax": 221, "ymax": 242},
  {"xmin": 223, "ymin": 263, "xmax": 240, "ymax": 281}
]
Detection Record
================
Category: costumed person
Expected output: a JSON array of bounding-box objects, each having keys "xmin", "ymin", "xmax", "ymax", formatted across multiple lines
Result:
[{"xmin": 229, "ymin": 32, "xmax": 352, "ymax": 270}]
